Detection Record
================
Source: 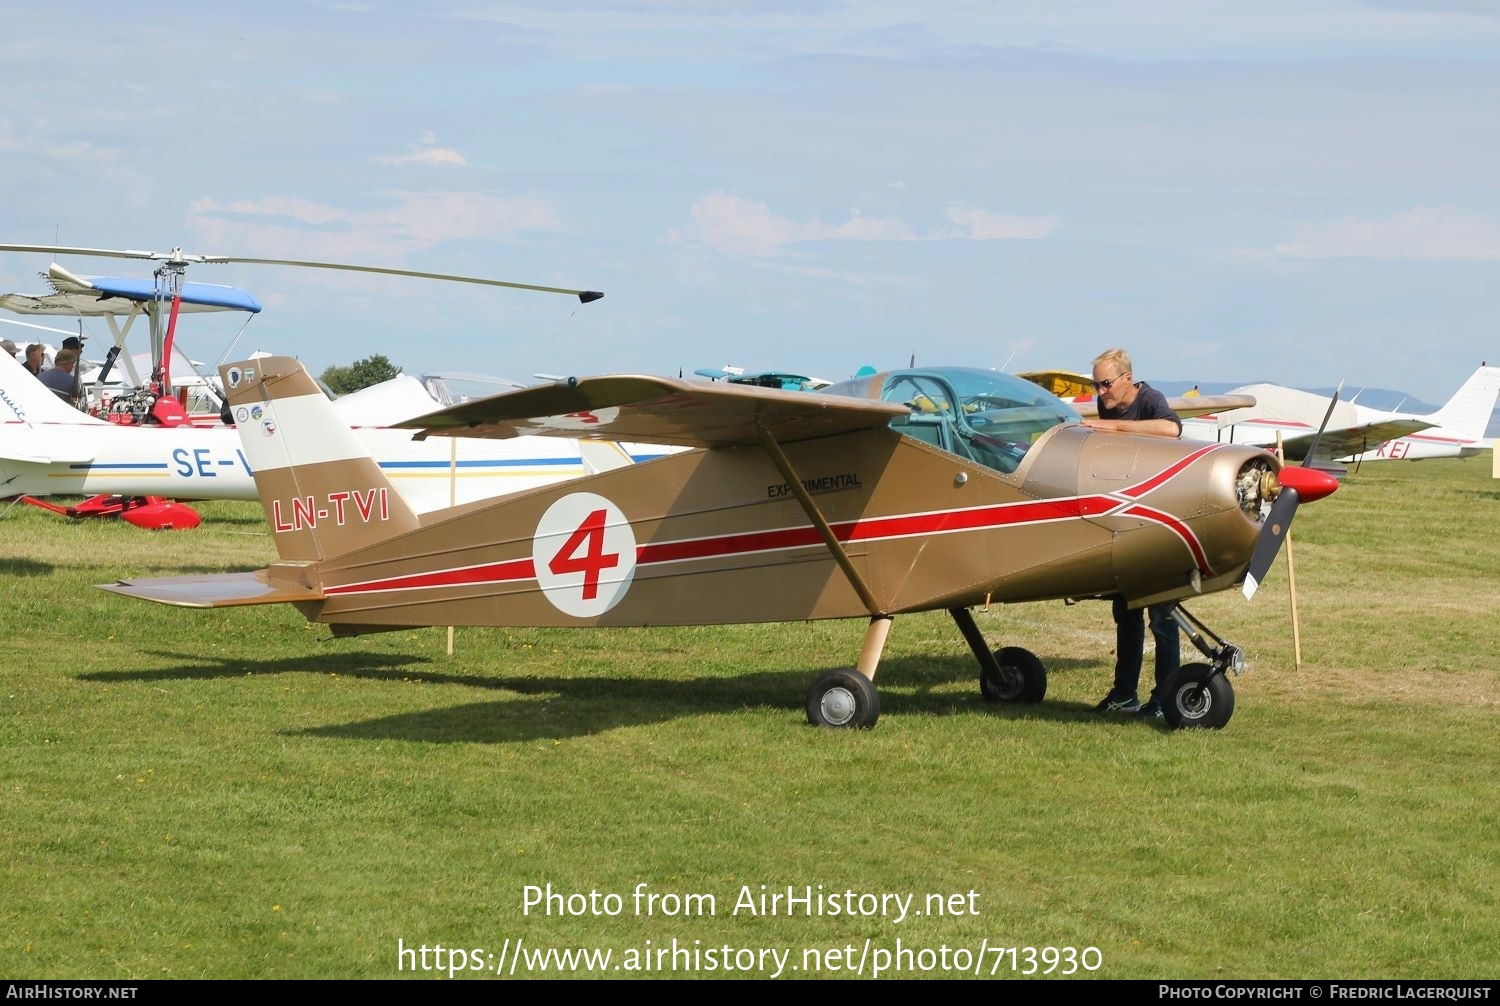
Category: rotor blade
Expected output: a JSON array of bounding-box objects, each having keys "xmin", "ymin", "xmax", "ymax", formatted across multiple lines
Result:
[
  {"xmin": 223, "ymin": 256, "xmax": 603, "ymax": 302},
  {"xmin": 0, "ymin": 243, "xmax": 223, "ymax": 264},
  {"xmin": 1242, "ymin": 489, "xmax": 1300, "ymax": 600},
  {"xmin": 1, "ymin": 244, "xmax": 601, "ymax": 302}
]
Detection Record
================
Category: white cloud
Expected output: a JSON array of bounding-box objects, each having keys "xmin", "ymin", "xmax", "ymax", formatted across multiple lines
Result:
[
  {"xmin": 672, "ymin": 192, "xmax": 1057, "ymax": 257},
  {"xmin": 1273, "ymin": 206, "xmax": 1500, "ymax": 261},
  {"xmin": 946, "ymin": 206, "xmax": 1058, "ymax": 241},
  {"xmin": 668, "ymin": 193, "xmax": 820, "ymax": 257},
  {"xmin": 372, "ymin": 134, "xmax": 468, "ymax": 168}
]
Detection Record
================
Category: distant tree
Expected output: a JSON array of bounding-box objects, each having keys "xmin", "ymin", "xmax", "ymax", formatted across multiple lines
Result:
[{"xmin": 321, "ymin": 354, "xmax": 401, "ymax": 394}]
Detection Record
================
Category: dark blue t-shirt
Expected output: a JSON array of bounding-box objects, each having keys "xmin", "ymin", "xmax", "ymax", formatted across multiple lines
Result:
[{"xmin": 1097, "ymin": 382, "xmax": 1182, "ymax": 435}]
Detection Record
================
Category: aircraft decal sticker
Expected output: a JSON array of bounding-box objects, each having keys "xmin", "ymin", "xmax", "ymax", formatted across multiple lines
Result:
[
  {"xmin": 521, "ymin": 408, "xmax": 621, "ymax": 432},
  {"xmin": 531, "ymin": 492, "xmax": 637, "ymax": 617},
  {"xmin": 64, "ymin": 462, "xmax": 170, "ymax": 473},
  {"xmin": 272, "ymin": 487, "xmax": 392, "ymax": 533},
  {"xmin": 377, "ymin": 457, "xmax": 587, "ymax": 472},
  {"xmin": 1, "ymin": 386, "xmax": 27, "ymax": 423}
]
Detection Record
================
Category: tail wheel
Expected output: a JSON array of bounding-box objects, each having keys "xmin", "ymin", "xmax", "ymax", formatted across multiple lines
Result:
[
  {"xmin": 806, "ymin": 668, "xmax": 880, "ymax": 729},
  {"xmin": 981, "ymin": 646, "xmax": 1047, "ymax": 703},
  {"xmin": 1162, "ymin": 662, "xmax": 1236, "ymax": 730}
]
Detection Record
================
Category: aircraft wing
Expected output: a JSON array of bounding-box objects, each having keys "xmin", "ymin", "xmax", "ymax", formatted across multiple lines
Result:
[
  {"xmin": 1281, "ymin": 419, "xmax": 1435, "ymax": 464},
  {"xmin": 1072, "ymin": 394, "xmax": 1256, "ymax": 421},
  {"xmin": 0, "ymin": 263, "xmax": 262, "ymax": 317},
  {"xmin": 99, "ymin": 570, "xmax": 325, "ymax": 608},
  {"xmin": 401, "ymin": 375, "xmax": 910, "ymax": 448},
  {"xmin": 1017, "ymin": 369, "xmax": 1093, "ymax": 399}
]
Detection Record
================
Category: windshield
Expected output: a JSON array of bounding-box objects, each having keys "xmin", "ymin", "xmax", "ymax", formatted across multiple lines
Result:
[{"xmin": 824, "ymin": 367, "xmax": 1079, "ymax": 474}]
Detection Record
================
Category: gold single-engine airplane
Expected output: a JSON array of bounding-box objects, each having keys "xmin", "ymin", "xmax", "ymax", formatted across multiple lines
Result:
[{"xmin": 101, "ymin": 359, "xmax": 1337, "ymax": 730}]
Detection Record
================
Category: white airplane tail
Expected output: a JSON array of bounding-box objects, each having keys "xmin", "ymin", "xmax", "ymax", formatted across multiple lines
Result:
[
  {"xmin": 222, "ymin": 357, "xmax": 421, "ymax": 563},
  {"xmin": 1422, "ymin": 365, "xmax": 1500, "ymax": 440}
]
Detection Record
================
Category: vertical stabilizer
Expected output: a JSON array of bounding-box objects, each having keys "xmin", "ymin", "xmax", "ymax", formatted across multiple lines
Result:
[
  {"xmin": 1423, "ymin": 365, "xmax": 1500, "ymax": 440},
  {"xmin": 222, "ymin": 357, "xmax": 420, "ymax": 562}
]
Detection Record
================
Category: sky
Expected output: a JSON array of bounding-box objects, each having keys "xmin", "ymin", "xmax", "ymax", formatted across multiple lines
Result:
[{"xmin": 3, "ymin": 0, "xmax": 1499, "ymax": 404}]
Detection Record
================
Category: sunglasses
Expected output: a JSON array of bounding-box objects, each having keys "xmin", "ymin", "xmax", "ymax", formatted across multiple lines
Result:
[{"xmin": 1092, "ymin": 373, "xmax": 1128, "ymax": 391}]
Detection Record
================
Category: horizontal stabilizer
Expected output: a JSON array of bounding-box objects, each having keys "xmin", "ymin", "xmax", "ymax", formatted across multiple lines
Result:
[
  {"xmin": 402, "ymin": 375, "xmax": 909, "ymax": 448},
  {"xmin": 98, "ymin": 570, "xmax": 325, "ymax": 608}
]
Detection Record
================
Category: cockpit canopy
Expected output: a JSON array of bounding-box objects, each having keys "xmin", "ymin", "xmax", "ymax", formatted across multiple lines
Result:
[{"xmin": 821, "ymin": 367, "xmax": 1081, "ymax": 474}]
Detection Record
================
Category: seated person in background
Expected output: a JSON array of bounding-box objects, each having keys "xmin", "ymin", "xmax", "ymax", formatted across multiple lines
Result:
[{"xmin": 40, "ymin": 348, "xmax": 80, "ymax": 404}]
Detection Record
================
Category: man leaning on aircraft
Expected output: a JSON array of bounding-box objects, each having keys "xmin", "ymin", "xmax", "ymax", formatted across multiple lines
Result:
[{"xmin": 1084, "ymin": 347, "xmax": 1184, "ymax": 721}]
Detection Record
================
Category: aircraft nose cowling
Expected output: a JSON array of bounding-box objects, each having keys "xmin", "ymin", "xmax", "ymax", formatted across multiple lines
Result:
[{"xmin": 1276, "ymin": 465, "xmax": 1339, "ymax": 503}]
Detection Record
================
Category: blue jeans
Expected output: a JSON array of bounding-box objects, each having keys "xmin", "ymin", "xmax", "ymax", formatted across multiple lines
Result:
[{"xmin": 1111, "ymin": 597, "xmax": 1180, "ymax": 703}]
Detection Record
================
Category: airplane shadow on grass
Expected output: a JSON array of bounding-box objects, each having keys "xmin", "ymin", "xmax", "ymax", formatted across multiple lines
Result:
[
  {"xmin": 77, "ymin": 649, "xmax": 436, "ymax": 685},
  {"xmin": 0, "ymin": 557, "xmax": 53, "ymax": 577},
  {"xmin": 79, "ymin": 646, "xmax": 1122, "ymax": 743}
]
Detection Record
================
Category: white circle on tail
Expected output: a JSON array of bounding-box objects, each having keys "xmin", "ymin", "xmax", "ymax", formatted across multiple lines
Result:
[{"xmin": 532, "ymin": 492, "xmax": 637, "ymax": 618}]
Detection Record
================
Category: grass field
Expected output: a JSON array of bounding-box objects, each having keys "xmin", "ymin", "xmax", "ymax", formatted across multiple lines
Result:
[{"xmin": 3, "ymin": 457, "xmax": 1497, "ymax": 980}]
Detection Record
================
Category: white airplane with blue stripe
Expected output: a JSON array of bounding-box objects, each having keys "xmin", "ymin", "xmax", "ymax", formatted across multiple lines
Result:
[{"xmin": 0, "ymin": 348, "xmax": 657, "ymax": 514}]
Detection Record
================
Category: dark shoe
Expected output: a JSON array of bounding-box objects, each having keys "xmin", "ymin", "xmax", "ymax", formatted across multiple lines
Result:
[
  {"xmin": 1136, "ymin": 698, "xmax": 1164, "ymax": 721},
  {"xmin": 1094, "ymin": 693, "xmax": 1141, "ymax": 713}
]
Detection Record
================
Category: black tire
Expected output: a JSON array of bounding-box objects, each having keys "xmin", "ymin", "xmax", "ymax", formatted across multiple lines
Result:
[
  {"xmin": 1162, "ymin": 662, "xmax": 1235, "ymax": 729},
  {"xmin": 981, "ymin": 646, "xmax": 1047, "ymax": 703},
  {"xmin": 805, "ymin": 669, "xmax": 880, "ymax": 729}
]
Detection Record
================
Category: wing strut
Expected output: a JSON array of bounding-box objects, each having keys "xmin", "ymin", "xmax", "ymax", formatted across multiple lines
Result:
[{"xmin": 755, "ymin": 425, "xmax": 883, "ymax": 616}]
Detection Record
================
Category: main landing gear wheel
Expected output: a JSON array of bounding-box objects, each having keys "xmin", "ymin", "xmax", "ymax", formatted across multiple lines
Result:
[
  {"xmin": 1162, "ymin": 662, "xmax": 1236, "ymax": 730},
  {"xmin": 806, "ymin": 668, "xmax": 880, "ymax": 729},
  {"xmin": 980, "ymin": 646, "xmax": 1047, "ymax": 704}
]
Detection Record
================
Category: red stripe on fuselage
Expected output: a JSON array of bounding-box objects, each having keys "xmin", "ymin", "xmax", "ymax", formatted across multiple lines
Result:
[
  {"xmin": 1119, "ymin": 504, "xmax": 1213, "ymax": 575},
  {"xmin": 324, "ymin": 557, "xmax": 536, "ymax": 595},
  {"xmin": 1117, "ymin": 445, "xmax": 1220, "ymax": 499},
  {"xmin": 633, "ymin": 495, "xmax": 1124, "ymax": 567}
]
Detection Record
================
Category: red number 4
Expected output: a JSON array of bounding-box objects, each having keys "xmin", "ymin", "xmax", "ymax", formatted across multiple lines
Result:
[{"xmin": 548, "ymin": 509, "xmax": 620, "ymax": 600}]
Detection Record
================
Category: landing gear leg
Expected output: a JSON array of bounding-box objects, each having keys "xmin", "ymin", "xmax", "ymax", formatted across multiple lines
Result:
[
  {"xmin": 1161, "ymin": 604, "xmax": 1244, "ymax": 729},
  {"xmin": 805, "ymin": 616, "xmax": 891, "ymax": 729},
  {"xmin": 949, "ymin": 607, "xmax": 1047, "ymax": 704}
]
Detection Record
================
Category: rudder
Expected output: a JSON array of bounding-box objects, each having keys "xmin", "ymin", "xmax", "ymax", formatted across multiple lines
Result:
[
  {"xmin": 1425, "ymin": 365, "xmax": 1500, "ymax": 439},
  {"xmin": 223, "ymin": 357, "xmax": 420, "ymax": 562}
]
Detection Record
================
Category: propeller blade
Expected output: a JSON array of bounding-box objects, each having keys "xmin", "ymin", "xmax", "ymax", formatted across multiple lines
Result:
[
  {"xmin": 1242, "ymin": 488, "xmax": 1300, "ymax": 600},
  {"xmin": 1299, "ymin": 379, "xmax": 1342, "ymax": 469}
]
